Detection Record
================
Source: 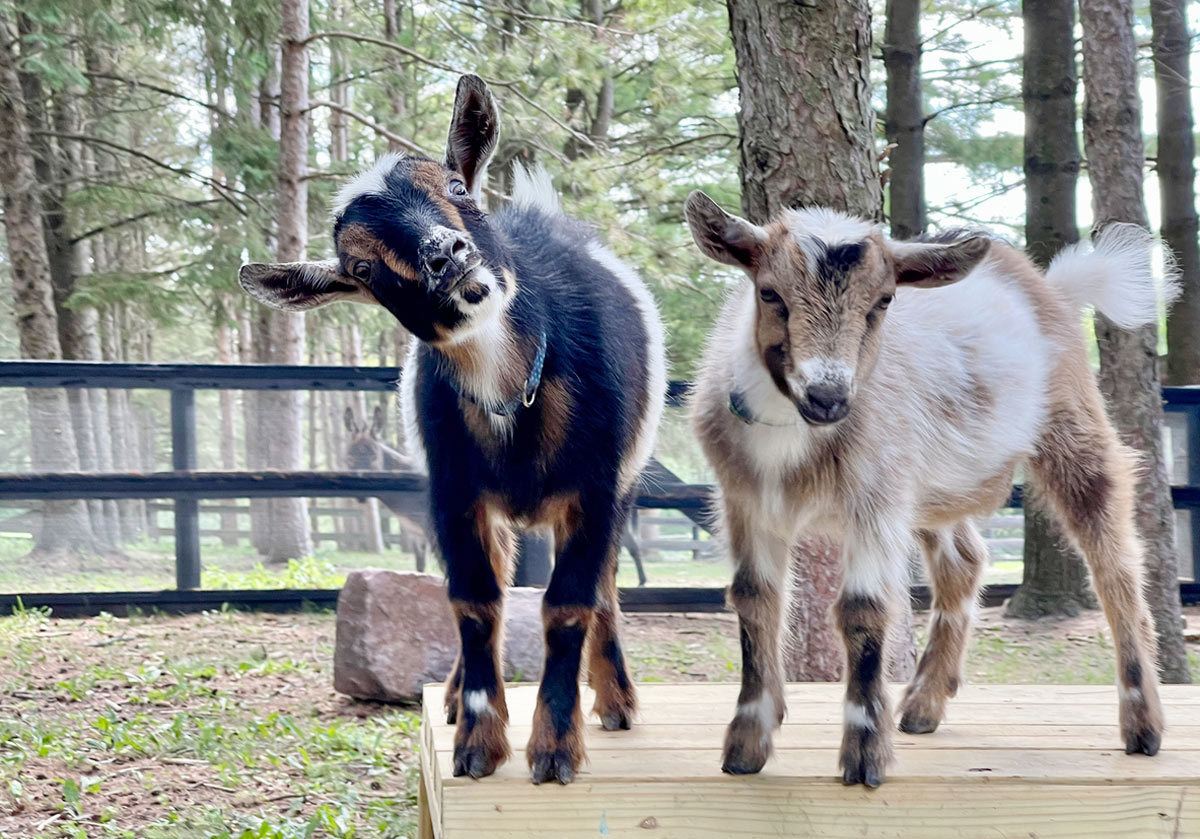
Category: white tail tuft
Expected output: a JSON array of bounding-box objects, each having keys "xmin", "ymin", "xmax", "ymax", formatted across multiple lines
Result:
[
  {"xmin": 509, "ymin": 163, "xmax": 560, "ymax": 214},
  {"xmin": 1044, "ymin": 223, "xmax": 1181, "ymax": 330}
]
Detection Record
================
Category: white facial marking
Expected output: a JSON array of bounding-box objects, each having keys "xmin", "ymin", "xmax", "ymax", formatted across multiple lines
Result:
[
  {"xmin": 464, "ymin": 689, "xmax": 493, "ymax": 716},
  {"xmin": 332, "ymin": 152, "xmax": 407, "ymax": 219},
  {"xmin": 783, "ymin": 207, "xmax": 877, "ymax": 272},
  {"xmin": 844, "ymin": 701, "xmax": 876, "ymax": 731},
  {"xmin": 796, "ymin": 358, "xmax": 852, "ymax": 389}
]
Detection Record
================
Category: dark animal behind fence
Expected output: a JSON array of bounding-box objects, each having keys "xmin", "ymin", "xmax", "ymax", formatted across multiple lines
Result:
[
  {"xmin": 343, "ymin": 405, "xmax": 432, "ymax": 571},
  {"xmin": 240, "ymin": 75, "xmax": 667, "ymax": 785}
]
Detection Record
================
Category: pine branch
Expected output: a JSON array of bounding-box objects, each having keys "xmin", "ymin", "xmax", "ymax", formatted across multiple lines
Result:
[
  {"xmin": 924, "ymin": 95, "xmax": 1020, "ymax": 124},
  {"xmin": 69, "ymin": 199, "xmax": 223, "ymax": 245},
  {"xmin": 30, "ymin": 131, "xmax": 257, "ymax": 215},
  {"xmin": 83, "ymin": 72, "xmax": 230, "ymax": 118},
  {"xmin": 305, "ymin": 99, "xmax": 430, "ymax": 156},
  {"xmin": 303, "ymin": 31, "xmax": 599, "ymax": 151}
]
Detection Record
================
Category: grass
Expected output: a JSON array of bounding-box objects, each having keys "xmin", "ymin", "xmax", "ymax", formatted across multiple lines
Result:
[
  {"xmin": 0, "ymin": 533, "xmax": 1025, "ymax": 595},
  {"xmin": 0, "ymin": 606, "xmax": 420, "ymax": 838}
]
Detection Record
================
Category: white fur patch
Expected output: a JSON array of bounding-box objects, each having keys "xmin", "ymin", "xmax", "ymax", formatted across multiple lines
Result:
[
  {"xmin": 464, "ymin": 689, "xmax": 494, "ymax": 716},
  {"xmin": 736, "ymin": 694, "xmax": 779, "ymax": 736},
  {"xmin": 796, "ymin": 358, "xmax": 853, "ymax": 390},
  {"xmin": 332, "ymin": 152, "xmax": 406, "ymax": 218},
  {"xmin": 1046, "ymin": 223, "xmax": 1180, "ymax": 329},
  {"xmin": 844, "ymin": 701, "xmax": 876, "ymax": 731},
  {"xmin": 398, "ymin": 340, "xmax": 428, "ymax": 473},
  {"xmin": 1118, "ymin": 683, "xmax": 1145, "ymax": 705},
  {"xmin": 510, "ymin": 163, "xmax": 560, "ymax": 214},
  {"xmin": 783, "ymin": 208, "xmax": 878, "ymax": 270},
  {"xmin": 585, "ymin": 240, "xmax": 668, "ymax": 492}
]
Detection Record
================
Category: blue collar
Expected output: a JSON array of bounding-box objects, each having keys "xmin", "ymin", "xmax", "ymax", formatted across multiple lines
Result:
[
  {"xmin": 451, "ymin": 331, "xmax": 548, "ymax": 417},
  {"xmin": 728, "ymin": 390, "xmax": 802, "ymax": 427}
]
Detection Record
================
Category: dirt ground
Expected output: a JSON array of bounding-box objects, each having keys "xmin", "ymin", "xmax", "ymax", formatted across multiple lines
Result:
[{"xmin": 1, "ymin": 604, "xmax": 1197, "ymax": 838}]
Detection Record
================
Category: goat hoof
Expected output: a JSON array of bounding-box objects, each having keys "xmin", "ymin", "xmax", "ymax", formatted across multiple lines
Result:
[
  {"xmin": 720, "ymin": 740, "xmax": 769, "ymax": 775},
  {"xmin": 841, "ymin": 758, "xmax": 885, "ymax": 788},
  {"xmin": 898, "ymin": 711, "xmax": 939, "ymax": 735},
  {"xmin": 453, "ymin": 744, "xmax": 503, "ymax": 779},
  {"xmin": 599, "ymin": 709, "xmax": 632, "ymax": 731},
  {"xmin": 1125, "ymin": 727, "xmax": 1161, "ymax": 757},
  {"xmin": 530, "ymin": 750, "xmax": 578, "ymax": 785},
  {"xmin": 721, "ymin": 714, "xmax": 772, "ymax": 775}
]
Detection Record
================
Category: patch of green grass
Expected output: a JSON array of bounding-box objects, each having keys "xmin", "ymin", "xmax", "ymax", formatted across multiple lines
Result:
[
  {"xmin": 205, "ymin": 558, "xmax": 346, "ymax": 590},
  {"xmin": 0, "ymin": 610, "xmax": 420, "ymax": 838}
]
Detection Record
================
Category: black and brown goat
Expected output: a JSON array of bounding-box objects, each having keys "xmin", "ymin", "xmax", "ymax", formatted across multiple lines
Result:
[{"xmin": 240, "ymin": 75, "xmax": 667, "ymax": 784}]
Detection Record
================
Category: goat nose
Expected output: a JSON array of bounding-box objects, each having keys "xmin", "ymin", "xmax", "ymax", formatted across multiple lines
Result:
[
  {"xmin": 803, "ymin": 382, "xmax": 849, "ymax": 423},
  {"xmin": 421, "ymin": 229, "xmax": 475, "ymax": 285}
]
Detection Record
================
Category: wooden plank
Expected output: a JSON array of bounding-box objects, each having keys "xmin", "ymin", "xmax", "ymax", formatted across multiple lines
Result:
[
  {"xmin": 420, "ymin": 683, "xmax": 1200, "ymax": 838},
  {"xmin": 437, "ymin": 784, "xmax": 1195, "ymax": 838}
]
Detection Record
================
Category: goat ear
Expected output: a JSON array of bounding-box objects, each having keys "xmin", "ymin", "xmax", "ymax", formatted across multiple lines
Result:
[
  {"xmin": 445, "ymin": 74, "xmax": 499, "ymax": 202},
  {"xmin": 889, "ymin": 236, "xmax": 990, "ymax": 288},
  {"xmin": 685, "ymin": 190, "xmax": 767, "ymax": 270},
  {"xmin": 371, "ymin": 405, "xmax": 385, "ymax": 438},
  {"xmin": 239, "ymin": 259, "xmax": 371, "ymax": 311},
  {"xmin": 344, "ymin": 407, "xmax": 358, "ymax": 434}
]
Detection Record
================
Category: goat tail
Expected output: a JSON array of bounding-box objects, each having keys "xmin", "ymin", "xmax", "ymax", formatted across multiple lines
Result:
[
  {"xmin": 1044, "ymin": 223, "xmax": 1181, "ymax": 329},
  {"xmin": 509, "ymin": 162, "xmax": 561, "ymax": 214}
]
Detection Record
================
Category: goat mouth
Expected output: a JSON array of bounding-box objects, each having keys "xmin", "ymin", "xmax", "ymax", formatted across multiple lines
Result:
[
  {"xmin": 431, "ymin": 255, "xmax": 485, "ymax": 294},
  {"xmin": 797, "ymin": 400, "xmax": 849, "ymax": 426}
]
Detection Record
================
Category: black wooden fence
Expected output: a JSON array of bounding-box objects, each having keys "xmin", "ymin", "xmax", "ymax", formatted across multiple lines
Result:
[{"xmin": 0, "ymin": 360, "xmax": 1196, "ymax": 616}]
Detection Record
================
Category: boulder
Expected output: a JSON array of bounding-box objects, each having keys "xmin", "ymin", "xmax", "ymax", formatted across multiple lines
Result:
[{"xmin": 334, "ymin": 569, "xmax": 546, "ymax": 702}]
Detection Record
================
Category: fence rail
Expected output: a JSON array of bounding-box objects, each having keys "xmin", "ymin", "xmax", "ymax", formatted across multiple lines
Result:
[{"xmin": 0, "ymin": 361, "xmax": 1197, "ymax": 613}]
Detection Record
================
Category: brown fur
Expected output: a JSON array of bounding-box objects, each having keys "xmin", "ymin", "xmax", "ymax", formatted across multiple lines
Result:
[
  {"xmin": 536, "ymin": 378, "xmax": 574, "ymax": 469},
  {"xmin": 534, "ymin": 491, "xmax": 583, "ymax": 546},
  {"xmin": 751, "ymin": 227, "xmax": 893, "ymax": 406},
  {"xmin": 900, "ymin": 521, "xmax": 988, "ymax": 733},
  {"xmin": 527, "ymin": 605, "xmax": 593, "ymax": 784},
  {"xmin": 834, "ymin": 594, "xmax": 894, "ymax": 788},
  {"xmin": 474, "ymin": 495, "xmax": 516, "ymax": 586},
  {"xmin": 585, "ymin": 553, "xmax": 637, "ymax": 731},
  {"xmin": 336, "ymin": 222, "xmax": 420, "ymax": 282},
  {"xmin": 410, "ymin": 160, "xmax": 466, "ymax": 231},
  {"xmin": 447, "ymin": 598, "xmax": 511, "ymax": 778}
]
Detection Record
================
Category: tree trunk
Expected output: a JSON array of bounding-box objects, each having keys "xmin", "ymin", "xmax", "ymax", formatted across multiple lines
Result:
[
  {"xmin": 1151, "ymin": 0, "xmax": 1200, "ymax": 386},
  {"xmin": 727, "ymin": 0, "xmax": 881, "ymax": 221},
  {"xmin": 883, "ymin": 0, "xmax": 925, "ymax": 239},
  {"xmin": 1079, "ymin": 0, "xmax": 1191, "ymax": 683},
  {"xmin": 726, "ymin": 0, "xmax": 911, "ymax": 681},
  {"xmin": 259, "ymin": 0, "xmax": 314, "ymax": 563},
  {"xmin": 1008, "ymin": 0, "xmax": 1098, "ymax": 619},
  {"xmin": 382, "ymin": 0, "xmax": 408, "ymax": 150},
  {"xmin": 0, "ymin": 14, "xmax": 94, "ymax": 556}
]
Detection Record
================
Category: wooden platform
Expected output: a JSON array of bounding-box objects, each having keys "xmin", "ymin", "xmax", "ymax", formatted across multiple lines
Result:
[{"xmin": 418, "ymin": 683, "xmax": 1200, "ymax": 838}]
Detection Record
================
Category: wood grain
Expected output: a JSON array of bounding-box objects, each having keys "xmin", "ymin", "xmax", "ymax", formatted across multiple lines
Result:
[{"xmin": 420, "ymin": 683, "xmax": 1200, "ymax": 839}]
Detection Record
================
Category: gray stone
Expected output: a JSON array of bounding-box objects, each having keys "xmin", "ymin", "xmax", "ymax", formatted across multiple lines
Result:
[{"xmin": 333, "ymin": 569, "xmax": 546, "ymax": 702}]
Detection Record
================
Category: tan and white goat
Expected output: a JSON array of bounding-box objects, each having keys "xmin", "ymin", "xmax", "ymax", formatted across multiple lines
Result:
[{"xmin": 685, "ymin": 191, "xmax": 1176, "ymax": 787}]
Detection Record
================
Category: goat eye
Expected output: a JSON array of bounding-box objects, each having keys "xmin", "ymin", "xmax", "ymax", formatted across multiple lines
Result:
[
  {"xmin": 759, "ymin": 287, "xmax": 781, "ymax": 304},
  {"xmin": 876, "ymin": 294, "xmax": 893, "ymax": 309},
  {"xmin": 352, "ymin": 260, "xmax": 372, "ymax": 280},
  {"xmin": 449, "ymin": 179, "xmax": 469, "ymax": 197}
]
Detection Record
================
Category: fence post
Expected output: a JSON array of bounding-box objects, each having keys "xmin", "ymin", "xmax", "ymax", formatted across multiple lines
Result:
[
  {"xmin": 1188, "ymin": 405, "xmax": 1200, "ymax": 583},
  {"xmin": 171, "ymin": 388, "xmax": 201, "ymax": 590}
]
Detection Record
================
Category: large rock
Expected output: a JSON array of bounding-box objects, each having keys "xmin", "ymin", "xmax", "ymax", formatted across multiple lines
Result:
[{"xmin": 334, "ymin": 569, "xmax": 546, "ymax": 702}]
